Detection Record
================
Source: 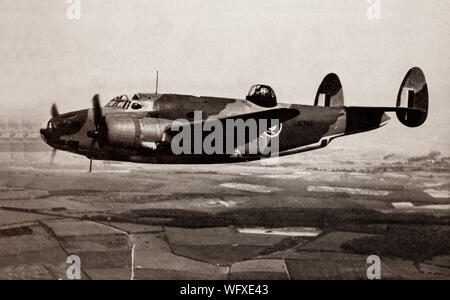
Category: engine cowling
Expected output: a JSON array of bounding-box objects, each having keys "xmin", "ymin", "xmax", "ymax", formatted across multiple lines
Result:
[
  {"xmin": 246, "ymin": 85, "xmax": 277, "ymax": 108},
  {"xmin": 106, "ymin": 116, "xmax": 172, "ymax": 149}
]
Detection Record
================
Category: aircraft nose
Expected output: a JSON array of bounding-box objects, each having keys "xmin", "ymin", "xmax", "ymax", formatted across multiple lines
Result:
[
  {"xmin": 40, "ymin": 119, "xmax": 52, "ymax": 143},
  {"xmin": 40, "ymin": 128, "xmax": 48, "ymax": 143}
]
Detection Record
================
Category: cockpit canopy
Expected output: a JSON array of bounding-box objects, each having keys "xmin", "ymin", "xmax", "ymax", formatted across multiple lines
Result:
[
  {"xmin": 246, "ymin": 84, "xmax": 277, "ymax": 108},
  {"xmin": 105, "ymin": 94, "xmax": 151, "ymax": 111},
  {"xmin": 105, "ymin": 95, "xmax": 129, "ymax": 108}
]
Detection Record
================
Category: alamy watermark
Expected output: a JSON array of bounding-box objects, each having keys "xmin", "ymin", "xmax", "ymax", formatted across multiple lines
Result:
[
  {"xmin": 66, "ymin": 255, "xmax": 81, "ymax": 280},
  {"xmin": 367, "ymin": 255, "xmax": 381, "ymax": 280},
  {"xmin": 367, "ymin": 0, "xmax": 382, "ymax": 20},
  {"xmin": 66, "ymin": 0, "xmax": 81, "ymax": 20},
  {"xmin": 65, "ymin": 254, "xmax": 381, "ymax": 280},
  {"xmin": 66, "ymin": 1, "xmax": 381, "ymax": 22},
  {"xmin": 170, "ymin": 111, "xmax": 281, "ymax": 163}
]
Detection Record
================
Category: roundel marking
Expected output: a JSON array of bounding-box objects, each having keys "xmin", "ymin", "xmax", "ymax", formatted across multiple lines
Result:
[{"xmin": 264, "ymin": 123, "xmax": 283, "ymax": 138}]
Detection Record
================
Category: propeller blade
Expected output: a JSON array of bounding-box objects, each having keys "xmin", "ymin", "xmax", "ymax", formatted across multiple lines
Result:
[
  {"xmin": 51, "ymin": 104, "xmax": 60, "ymax": 120},
  {"xmin": 50, "ymin": 148, "xmax": 57, "ymax": 164},
  {"xmin": 92, "ymin": 94, "xmax": 102, "ymax": 130},
  {"xmin": 90, "ymin": 137, "xmax": 97, "ymax": 149},
  {"xmin": 89, "ymin": 94, "xmax": 107, "ymax": 148}
]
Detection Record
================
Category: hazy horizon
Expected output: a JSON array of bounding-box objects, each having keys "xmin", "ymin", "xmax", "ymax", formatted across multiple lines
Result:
[{"xmin": 1, "ymin": 0, "xmax": 449, "ymax": 156}]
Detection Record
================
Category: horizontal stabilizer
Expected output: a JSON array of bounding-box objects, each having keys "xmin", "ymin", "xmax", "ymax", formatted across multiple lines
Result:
[{"xmin": 346, "ymin": 67, "xmax": 429, "ymax": 130}]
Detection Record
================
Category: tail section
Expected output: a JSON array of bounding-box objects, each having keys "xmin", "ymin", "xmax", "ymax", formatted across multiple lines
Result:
[
  {"xmin": 314, "ymin": 73, "xmax": 344, "ymax": 107},
  {"xmin": 396, "ymin": 67, "xmax": 429, "ymax": 127},
  {"xmin": 345, "ymin": 67, "xmax": 429, "ymax": 134}
]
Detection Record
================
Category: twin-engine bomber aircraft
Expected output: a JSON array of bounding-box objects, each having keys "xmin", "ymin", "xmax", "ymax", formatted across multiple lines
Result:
[{"xmin": 40, "ymin": 67, "xmax": 428, "ymax": 170}]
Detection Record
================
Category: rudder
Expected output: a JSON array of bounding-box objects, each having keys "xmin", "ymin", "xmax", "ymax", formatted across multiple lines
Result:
[
  {"xmin": 314, "ymin": 73, "xmax": 344, "ymax": 107},
  {"xmin": 396, "ymin": 67, "xmax": 428, "ymax": 127}
]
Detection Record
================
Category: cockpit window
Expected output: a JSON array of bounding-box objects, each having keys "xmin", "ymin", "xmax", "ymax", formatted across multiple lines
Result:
[
  {"xmin": 105, "ymin": 95, "xmax": 131, "ymax": 108},
  {"xmin": 131, "ymin": 102, "xmax": 143, "ymax": 110},
  {"xmin": 106, "ymin": 94, "xmax": 132, "ymax": 109},
  {"xmin": 104, "ymin": 95, "xmax": 147, "ymax": 111},
  {"xmin": 106, "ymin": 100, "xmax": 126, "ymax": 108},
  {"xmin": 116, "ymin": 95, "xmax": 129, "ymax": 101}
]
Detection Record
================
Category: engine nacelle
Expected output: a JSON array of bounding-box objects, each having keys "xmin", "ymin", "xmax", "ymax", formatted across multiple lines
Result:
[{"xmin": 106, "ymin": 116, "xmax": 172, "ymax": 149}]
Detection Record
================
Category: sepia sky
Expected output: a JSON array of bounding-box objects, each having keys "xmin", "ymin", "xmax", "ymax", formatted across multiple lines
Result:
[{"xmin": 0, "ymin": 0, "xmax": 449, "ymax": 155}]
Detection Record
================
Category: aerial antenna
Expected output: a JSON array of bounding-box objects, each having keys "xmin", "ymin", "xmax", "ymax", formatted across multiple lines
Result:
[{"xmin": 155, "ymin": 70, "xmax": 159, "ymax": 94}]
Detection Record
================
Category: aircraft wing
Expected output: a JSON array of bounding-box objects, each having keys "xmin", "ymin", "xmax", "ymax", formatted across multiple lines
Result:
[
  {"xmin": 206, "ymin": 107, "xmax": 300, "ymax": 125},
  {"xmin": 347, "ymin": 106, "xmax": 426, "ymax": 113},
  {"xmin": 164, "ymin": 107, "xmax": 300, "ymax": 146}
]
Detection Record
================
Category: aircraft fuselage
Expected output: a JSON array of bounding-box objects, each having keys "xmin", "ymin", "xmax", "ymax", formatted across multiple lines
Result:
[{"xmin": 40, "ymin": 93, "xmax": 390, "ymax": 164}]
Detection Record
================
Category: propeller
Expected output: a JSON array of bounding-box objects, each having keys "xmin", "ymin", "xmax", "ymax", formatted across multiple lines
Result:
[
  {"xmin": 50, "ymin": 148, "xmax": 57, "ymax": 164},
  {"xmin": 50, "ymin": 103, "xmax": 62, "ymax": 129},
  {"xmin": 51, "ymin": 103, "xmax": 60, "ymax": 120},
  {"xmin": 42, "ymin": 103, "xmax": 59, "ymax": 164},
  {"xmin": 87, "ymin": 94, "xmax": 108, "ymax": 148}
]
